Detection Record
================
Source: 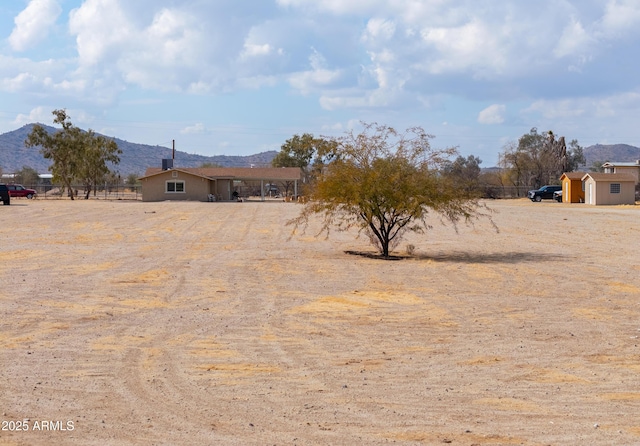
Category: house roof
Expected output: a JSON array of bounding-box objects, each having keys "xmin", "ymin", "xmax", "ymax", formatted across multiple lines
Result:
[
  {"xmin": 139, "ymin": 168, "xmax": 211, "ymax": 181},
  {"xmin": 602, "ymin": 161, "xmax": 640, "ymax": 167},
  {"xmin": 140, "ymin": 166, "xmax": 302, "ymax": 181},
  {"xmin": 581, "ymin": 172, "xmax": 636, "ymax": 182},
  {"xmin": 560, "ymin": 171, "xmax": 587, "ymax": 180}
]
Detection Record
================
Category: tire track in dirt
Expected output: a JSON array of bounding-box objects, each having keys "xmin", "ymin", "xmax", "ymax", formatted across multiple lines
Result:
[
  {"xmin": 99, "ymin": 203, "xmax": 282, "ymax": 443},
  {"xmin": 4, "ymin": 200, "xmax": 640, "ymax": 445}
]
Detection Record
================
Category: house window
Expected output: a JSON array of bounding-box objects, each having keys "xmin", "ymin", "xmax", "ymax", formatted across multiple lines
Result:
[
  {"xmin": 166, "ymin": 181, "xmax": 185, "ymax": 193},
  {"xmin": 610, "ymin": 183, "xmax": 621, "ymax": 194}
]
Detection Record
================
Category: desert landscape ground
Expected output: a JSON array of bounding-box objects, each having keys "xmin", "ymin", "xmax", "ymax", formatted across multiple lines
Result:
[{"xmin": 1, "ymin": 197, "xmax": 640, "ymax": 445}]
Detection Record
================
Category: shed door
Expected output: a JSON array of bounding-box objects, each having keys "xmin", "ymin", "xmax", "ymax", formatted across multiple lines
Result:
[{"xmin": 589, "ymin": 183, "xmax": 594, "ymax": 204}]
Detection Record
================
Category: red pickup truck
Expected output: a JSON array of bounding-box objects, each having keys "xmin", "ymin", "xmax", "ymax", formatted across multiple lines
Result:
[{"xmin": 7, "ymin": 184, "xmax": 37, "ymax": 199}]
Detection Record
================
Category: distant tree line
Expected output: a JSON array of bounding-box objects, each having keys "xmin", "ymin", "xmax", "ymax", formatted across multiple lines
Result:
[
  {"xmin": 497, "ymin": 128, "xmax": 585, "ymax": 191},
  {"xmin": 272, "ymin": 127, "xmax": 586, "ymax": 201},
  {"xmin": 11, "ymin": 166, "xmax": 40, "ymax": 185}
]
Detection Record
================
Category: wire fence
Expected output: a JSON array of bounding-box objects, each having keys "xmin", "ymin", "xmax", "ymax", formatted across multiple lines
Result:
[
  {"xmin": 11, "ymin": 183, "xmax": 538, "ymax": 201},
  {"xmin": 16, "ymin": 184, "xmax": 142, "ymax": 201},
  {"xmin": 480, "ymin": 185, "xmax": 533, "ymax": 199}
]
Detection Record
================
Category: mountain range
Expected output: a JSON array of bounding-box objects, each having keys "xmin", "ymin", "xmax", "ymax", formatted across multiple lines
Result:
[
  {"xmin": 582, "ymin": 143, "xmax": 640, "ymax": 167},
  {"xmin": 0, "ymin": 124, "xmax": 277, "ymax": 176},
  {"xmin": 1, "ymin": 124, "xmax": 639, "ymax": 176}
]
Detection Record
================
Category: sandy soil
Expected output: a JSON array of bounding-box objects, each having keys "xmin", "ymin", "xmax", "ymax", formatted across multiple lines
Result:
[{"xmin": 1, "ymin": 198, "xmax": 640, "ymax": 445}]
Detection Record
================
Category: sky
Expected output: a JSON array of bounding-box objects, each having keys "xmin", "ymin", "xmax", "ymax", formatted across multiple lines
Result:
[{"xmin": 1, "ymin": 0, "xmax": 640, "ymax": 167}]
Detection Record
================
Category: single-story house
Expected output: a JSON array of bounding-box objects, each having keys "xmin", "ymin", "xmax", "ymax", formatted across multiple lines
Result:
[
  {"xmin": 581, "ymin": 172, "xmax": 636, "ymax": 205},
  {"xmin": 139, "ymin": 166, "xmax": 303, "ymax": 202},
  {"xmin": 559, "ymin": 172, "xmax": 586, "ymax": 203},
  {"xmin": 602, "ymin": 161, "xmax": 640, "ymax": 184}
]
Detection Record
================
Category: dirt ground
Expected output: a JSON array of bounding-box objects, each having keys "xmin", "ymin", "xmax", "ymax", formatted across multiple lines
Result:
[{"xmin": 1, "ymin": 198, "xmax": 640, "ymax": 445}]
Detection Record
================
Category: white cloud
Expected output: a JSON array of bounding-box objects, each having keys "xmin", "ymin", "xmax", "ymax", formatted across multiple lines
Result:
[
  {"xmin": 144, "ymin": 8, "xmax": 203, "ymax": 67},
  {"xmin": 524, "ymin": 98, "xmax": 588, "ymax": 120},
  {"xmin": 180, "ymin": 123, "xmax": 206, "ymax": 135},
  {"xmin": 12, "ymin": 106, "xmax": 51, "ymax": 126},
  {"xmin": 3, "ymin": 72, "xmax": 39, "ymax": 92},
  {"xmin": 525, "ymin": 90, "xmax": 640, "ymax": 121},
  {"xmin": 69, "ymin": 0, "xmax": 132, "ymax": 66},
  {"xmin": 234, "ymin": 75, "xmax": 278, "ymax": 90},
  {"xmin": 9, "ymin": 0, "xmax": 62, "ymax": 51},
  {"xmin": 601, "ymin": 0, "xmax": 640, "ymax": 36},
  {"xmin": 420, "ymin": 20, "xmax": 507, "ymax": 76},
  {"xmin": 478, "ymin": 104, "xmax": 506, "ymax": 124},
  {"xmin": 319, "ymin": 86, "xmax": 403, "ymax": 110},
  {"xmin": 11, "ymin": 107, "xmax": 93, "ymax": 127},
  {"xmin": 554, "ymin": 19, "xmax": 594, "ymax": 58},
  {"xmin": 275, "ymin": 0, "xmax": 384, "ymax": 15},
  {"xmin": 8, "ymin": 0, "xmax": 636, "ymax": 103},
  {"xmin": 321, "ymin": 122, "xmax": 344, "ymax": 131},
  {"xmin": 241, "ymin": 43, "xmax": 274, "ymax": 58},
  {"xmin": 288, "ymin": 49, "xmax": 342, "ymax": 94},
  {"xmin": 4, "ymin": 0, "xmax": 640, "ymax": 159},
  {"xmin": 289, "ymin": 68, "xmax": 342, "ymax": 95},
  {"xmin": 362, "ymin": 18, "xmax": 396, "ymax": 43},
  {"xmin": 0, "ymin": 55, "xmax": 81, "ymax": 96},
  {"xmin": 68, "ymin": 1, "xmax": 219, "ymax": 93}
]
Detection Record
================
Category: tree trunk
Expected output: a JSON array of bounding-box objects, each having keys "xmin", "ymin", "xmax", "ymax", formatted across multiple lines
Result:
[
  {"xmin": 64, "ymin": 179, "xmax": 75, "ymax": 200},
  {"xmin": 381, "ymin": 237, "xmax": 390, "ymax": 258},
  {"xmin": 84, "ymin": 185, "xmax": 91, "ymax": 200}
]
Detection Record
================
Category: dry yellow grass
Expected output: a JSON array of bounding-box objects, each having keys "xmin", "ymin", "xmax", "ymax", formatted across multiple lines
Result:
[{"xmin": 1, "ymin": 198, "xmax": 640, "ymax": 445}]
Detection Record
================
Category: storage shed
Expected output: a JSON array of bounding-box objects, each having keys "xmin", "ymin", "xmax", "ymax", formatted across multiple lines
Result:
[
  {"xmin": 581, "ymin": 173, "xmax": 636, "ymax": 205},
  {"xmin": 560, "ymin": 172, "xmax": 586, "ymax": 203}
]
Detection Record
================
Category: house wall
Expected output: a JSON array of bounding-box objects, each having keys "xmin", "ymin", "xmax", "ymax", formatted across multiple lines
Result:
[
  {"xmin": 141, "ymin": 170, "xmax": 211, "ymax": 202},
  {"xmin": 608, "ymin": 166, "xmax": 640, "ymax": 184},
  {"xmin": 212, "ymin": 179, "xmax": 232, "ymax": 201},
  {"xmin": 584, "ymin": 178, "xmax": 635, "ymax": 205}
]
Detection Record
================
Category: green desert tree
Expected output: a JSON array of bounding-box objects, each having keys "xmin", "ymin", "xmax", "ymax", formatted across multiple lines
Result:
[
  {"xmin": 26, "ymin": 110, "xmax": 80, "ymax": 198},
  {"xmin": 442, "ymin": 155, "xmax": 483, "ymax": 196},
  {"xmin": 25, "ymin": 109, "xmax": 121, "ymax": 200},
  {"xmin": 125, "ymin": 173, "xmax": 140, "ymax": 190},
  {"xmin": 498, "ymin": 140, "xmax": 531, "ymax": 194},
  {"xmin": 272, "ymin": 133, "xmax": 336, "ymax": 187},
  {"xmin": 77, "ymin": 130, "xmax": 121, "ymax": 198},
  {"xmin": 589, "ymin": 161, "xmax": 606, "ymax": 172},
  {"xmin": 289, "ymin": 123, "xmax": 493, "ymax": 258},
  {"xmin": 14, "ymin": 166, "xmax": 40, "ymax": 186},
  {"xmin": 272, "ymin": 133, "xmax": 316, "ymax": 170}
]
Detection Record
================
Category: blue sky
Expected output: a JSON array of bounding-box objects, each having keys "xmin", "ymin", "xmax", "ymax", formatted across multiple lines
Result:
[{"xmin": 1, "ymin": 0, "xmax": 640, "ymax": 166}]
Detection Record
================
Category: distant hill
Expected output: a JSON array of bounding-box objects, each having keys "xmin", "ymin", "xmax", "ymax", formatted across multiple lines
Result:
[
  {"xmin": 583, "ymin": 144, "xmax": 640, "ymax": 167},
  {"xmin": 0, "ymin": 124, "xmax": 277, "ymax": 176},
  {"xmin": 3, "ymin": 124, "xmax": 638, "ymax": 175}
]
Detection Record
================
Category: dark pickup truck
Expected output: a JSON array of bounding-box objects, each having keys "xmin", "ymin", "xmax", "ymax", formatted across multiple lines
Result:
[
  {"xmin": 0, "ymin": 184, "xmax": 10, "ymax": 205},
  {"xmin": 527, "ymin": 185, "xmax": 562, "ymax": 202}
]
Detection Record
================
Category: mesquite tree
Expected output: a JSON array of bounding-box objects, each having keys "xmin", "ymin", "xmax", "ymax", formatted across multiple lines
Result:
[{"xmin": 289, "ymin": 122, "xmax": 493, "ymax": 258}]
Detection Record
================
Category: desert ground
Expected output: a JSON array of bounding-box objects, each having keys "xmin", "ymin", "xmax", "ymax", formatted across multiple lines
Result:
[{"xmin": 1, "ymin": 197, "xmax": 640, "ymax": 445}]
